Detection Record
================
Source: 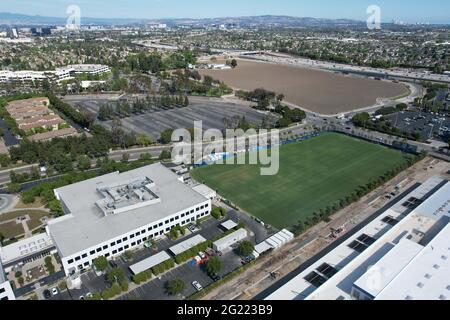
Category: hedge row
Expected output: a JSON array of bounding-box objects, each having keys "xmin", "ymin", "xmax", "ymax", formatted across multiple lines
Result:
[
  {"xmin": 132, "ymin": 270, "xmax": 152, "ymax": 285},
  {"xmin": 151, "ymin": 258, "xmax": 175, "ymax": 276},
  {"xmin": 101, "ymin": 280, "xmax": 129, "ymax": 300},
  {"xmin": 174, "ymin": 240, "xmax": 213, "ymax": 265}
]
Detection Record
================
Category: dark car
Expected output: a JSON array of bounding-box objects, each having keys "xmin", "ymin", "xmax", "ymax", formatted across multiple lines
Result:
[
  {"xmin": 109, "ymin": 260, "xmax": 118, "ymax": 268},
  {"xmin": 43, "ymin": 290, "xmax": 52, "ymax": 300},
  {"xmin": 210, "ymin": 274, "xmax": 222, "ymax": 282}
]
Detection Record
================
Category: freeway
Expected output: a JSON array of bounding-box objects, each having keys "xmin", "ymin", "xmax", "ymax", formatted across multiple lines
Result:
[{"xmin": 241, "ymin": 53, "xmax": 450, "ymax": 84}]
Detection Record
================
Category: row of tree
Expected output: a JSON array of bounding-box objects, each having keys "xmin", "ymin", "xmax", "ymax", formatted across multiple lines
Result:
[
  {"xmin": 98, "ymin": 95, "xmax": 189, "ymax": 121},
  {"xmin": 292, "ymin": 153, "xmax": 425, "ymax": 236}
]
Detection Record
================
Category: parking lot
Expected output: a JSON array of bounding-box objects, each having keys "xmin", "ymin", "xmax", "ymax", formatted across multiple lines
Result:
[
  {"xmin": 384, "ymin": 111, "xmax": 450, "ymax": 142},
  {"xmin": 119, "ymin": 250, "xmax": 242, "ymax": 300},
  {"xmin": 51, "ymin": 211, "xmax": 261, "ymax": 300},
  {"xmin": 65, "ymin": 95, "xmax": 275, "ymax": 140}
]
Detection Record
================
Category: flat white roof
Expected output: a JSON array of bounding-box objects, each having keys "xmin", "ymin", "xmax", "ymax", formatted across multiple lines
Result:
[
  {"xmin": 193, "ymin": 184, "xmax": 217, "ymax": 199},
  {"xmin": 375, "ymin": 223, "xmax": 450, "ymax": 300},
  {"xmin": 254, "ymin": 242, "xmax": 273, "ymax": 255},
  {"xmin": 129, "ymin": 251, "xmax": 171, "ymax": 275},
  {"xmin": 221, "ymin": 220, "xmax": 238, "ymax": 231},
  {"xmin": 353, "ymin": 239, "xmax": 424, "ymax": 298},
  {"xmin": 0, "ymin": 234, "xmax": 54, "ymax": 265},
  {"xmin": 48, "ymin": 163, "xmax": 208, "ymax": 257},
  {"xmin": 414, "ymin": 182, "xmax": 450, "ymax": 221},
  {"xmin": 168, "ymin": 235, "xmax": 207, "ymax": 256},
  {"xmin": 213, "ymin": 228, "xmax": 248, "ymax": 247},
  {"xmin": 265, "ymin": 177, "xmax": 449, "ymax": 300}
]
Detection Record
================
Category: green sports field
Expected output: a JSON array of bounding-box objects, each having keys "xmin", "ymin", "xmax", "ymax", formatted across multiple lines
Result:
[{"xmin": 191, "ymin": 133, "xmax": 412, "ymax": 229}]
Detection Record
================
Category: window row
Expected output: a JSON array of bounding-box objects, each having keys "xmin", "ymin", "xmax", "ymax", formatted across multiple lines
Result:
[{"xmin": 67, "ymin": 207, "xmax": 210, "ymax": 265}]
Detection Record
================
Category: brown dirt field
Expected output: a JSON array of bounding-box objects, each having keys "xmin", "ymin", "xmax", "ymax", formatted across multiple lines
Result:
[{"xmin": 200, "ymin": 59, "xmax": 408, "ymax": 115}]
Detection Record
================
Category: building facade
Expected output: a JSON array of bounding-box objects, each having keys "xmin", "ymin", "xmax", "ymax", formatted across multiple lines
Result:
[{"xmin": 47, "ymin": 163, "xmax": 211, "ymax": 276}]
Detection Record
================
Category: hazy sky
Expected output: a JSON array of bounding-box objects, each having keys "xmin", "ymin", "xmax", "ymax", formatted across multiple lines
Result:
[{"xmin": 1, "ymin": 0, "xmax": 449, "ymax": 23}]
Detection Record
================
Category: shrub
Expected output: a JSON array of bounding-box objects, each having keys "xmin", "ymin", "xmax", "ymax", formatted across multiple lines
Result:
[
  {"xmin": 93, "ymin": 256, "xmax": 108, "ymax": 272},
  {"xmin": 132, "ymin": 270, "xmax": 152, "ymax": 285},
  {"xmin": 237, "ymin": 241, "xmax": 255, "ymax": 257},
  {"xmin": 165, "ymin": 279, "xmax": 185, "ymax": 296},
  {"xmin": 44, "ymin": 256, "xmax": 55, "ymax": 274},
  {"xmin": 102, "ymin": 283, "xmax": 122, "ymax": 300}
]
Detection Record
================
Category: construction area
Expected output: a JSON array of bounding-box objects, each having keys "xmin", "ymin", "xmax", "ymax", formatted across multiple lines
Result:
[{"xmin": 198, "ymin": 157, "xmax": 450, "ymax": 300}]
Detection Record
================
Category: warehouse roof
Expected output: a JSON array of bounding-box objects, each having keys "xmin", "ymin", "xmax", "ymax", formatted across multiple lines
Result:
[
  {"xmin": 353, "ymin": 239, "xmax": 424, "ymax": 299},
  {"xmin": 375, "ymin": 223, "xmax": 450, "ymax": 300},
  {"xmin": 48, "ymin": 163, "xmax": 208, "ymax": 257}
]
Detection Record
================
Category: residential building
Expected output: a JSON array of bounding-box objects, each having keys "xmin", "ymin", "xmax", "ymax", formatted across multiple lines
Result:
[
  {"xmin": 47, "ymin": 163, "xmax": 211, "ymax": 276},
  {"xmin": 16, "ymin": 114, "xmax": 65, "ymax": 131},
  {"xmin": 6, "ymin": 97, "xmax": 71, "ymax": 136},
  {"xmin": 28, "ymin": 127, "xmax": 78, "ymax": 142}
]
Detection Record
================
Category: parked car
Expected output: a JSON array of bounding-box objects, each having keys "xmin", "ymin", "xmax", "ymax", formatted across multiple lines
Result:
[
  {"xmin": 43, "ymin": 290, "xmax": 51, "ymax": 300},
  {"xmin": 51, "ymin": 287, "xmax": 59, "ymax": 296},
  {"xmin": 198, "ymin": 252, "xmax": 207, "ymax": 259},
  {"xmin": 192, "ymin": 281, "xmax": 203, "ymax": 292},
  {"xmin": 188, "ymin": 225, "xmax": 197, "ymax": 232},
  {"xmin": 210, "ymin": 274, "xmax": 222, "ymax": 282},
  {"xmin": 109, "ymin": 260, "xmax": 118, "ymax": 269}
]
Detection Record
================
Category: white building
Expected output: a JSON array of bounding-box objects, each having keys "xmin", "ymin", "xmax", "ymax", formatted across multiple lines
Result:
[
  {"xmin": 0, "ymin": 233, "xmax": 55, "ymax": 273},
  {"xmin": 66, "ymin": 64, "xmax": 110, "ymax": 75},
  {"xmin": 0, "ymin": 70, "xmax": 47, "ymax": 83},
  {"xmin": 47, "ymin": 163, "xmax": 211, "ymax": 276},
  {"xmin": 253, "ymin": 229, "xmax": 294, "ymax": 258},
  {"xmin": 0, "ymin": 261, "xmax": 15, "ymax": 301},
  {"xmin": 213, "ymin": 228, "xmax": 248, "ymax": 252},
  {"xmin": 265, "ymin": 177, "xmax": 450, "ymax": 301},
  {"xmin": 207, "ymin": 64, "xmax": 232, "ymax": 70},
  {"xmin": 0, "ymin": 68, "xmax": 74, "ymax": 84},
  {"xmin": 0, "ymin": 64, "xmax": 110, "ymax": 85}
]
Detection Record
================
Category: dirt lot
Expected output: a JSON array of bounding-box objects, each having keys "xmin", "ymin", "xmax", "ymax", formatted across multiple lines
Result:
[{"xmin": 200, "ymin": 59, "xmax": 408, "ymax": 115}]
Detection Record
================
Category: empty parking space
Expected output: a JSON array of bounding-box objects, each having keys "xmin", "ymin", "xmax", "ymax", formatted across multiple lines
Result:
[{"xmin": 66, "ymin": 96, "xmax": 275, "ymax": 140}]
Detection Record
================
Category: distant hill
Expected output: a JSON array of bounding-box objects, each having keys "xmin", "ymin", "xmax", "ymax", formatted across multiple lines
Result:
[{"xmin": 0, "ymin": 12, "xmax": 364, "ymax": 27}]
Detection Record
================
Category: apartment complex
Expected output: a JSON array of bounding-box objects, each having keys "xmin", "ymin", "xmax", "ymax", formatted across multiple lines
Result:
[
  {"xmin": 47, "ymin": 163, "xmax": 211, "ymax": 276},
  {"xmin": 265, "ymin": 177, "xmax": 450, "ymax": 301},
  {"xmin": 5, "ymin": 97, "xmax": 77, "ymax": 141}
]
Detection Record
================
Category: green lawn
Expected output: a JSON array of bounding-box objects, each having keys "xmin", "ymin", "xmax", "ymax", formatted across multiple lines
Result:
[{"xmin": 192, "ymin": 133, "xmax": 411, "ymax": 229}]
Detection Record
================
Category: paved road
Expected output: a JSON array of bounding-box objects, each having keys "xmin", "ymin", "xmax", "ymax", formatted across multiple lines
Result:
[
  {"xmin": 0, "ymin": 194, "xmax": 17, "ymax": 213},
  {"xmin": 0, "ymin": 118, "xmax": 20, "ymax": 147}
]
